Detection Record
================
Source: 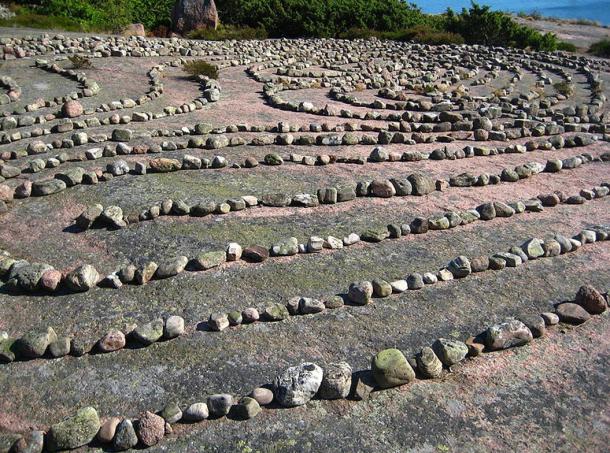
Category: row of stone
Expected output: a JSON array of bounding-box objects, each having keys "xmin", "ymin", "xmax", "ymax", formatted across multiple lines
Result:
[
  {"xmin": 0, "ymin": 64, "xmax": 220, "ymax": 145},
  {"xmin": 205, "ymin": 222, "xmax": 610, "ymax": 333},
  {"xmin": 0, "ymin": 75, "xmax": 20, "ymax": 105},
  {"xmin": 0, "ymin": 314, "xmax": 185, "ymax": 364},
  {"xmin": 8, "ymin": 282, "xmax": 608, "ymax": 452},
  {"xmin": 67, "ymin": 149, "xmax": 606, "ymax": 234},
  {"xmin": 0, "ymin": 168, "xmax": 608, "ymax": 298}
]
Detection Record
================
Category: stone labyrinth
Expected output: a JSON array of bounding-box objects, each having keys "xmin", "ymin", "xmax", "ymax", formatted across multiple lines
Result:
[{"xmin": 0, "ymin": 32, "xmax": 609, "ymax": 452}]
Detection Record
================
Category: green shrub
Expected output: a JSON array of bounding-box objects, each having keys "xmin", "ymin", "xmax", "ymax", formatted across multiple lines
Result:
[
  {"xmin": 69, "ymin": 55, "xmax": 93, "ymax": 69},
  {"xmin": 557, "ymin": 41, "xmax": 577, "ymax": 52},
  {"xmin": 339, "ymin": 25, "xmax": 463, "ymax": 45},
  {"xmin": 0, "ymin": 5, "xmax": 87, "ymax": 31},
  {"xmin": 216, "ymin": 0, "xmax": 433, "ymax": 38},
  {"xmin": 553, "ymin": 81, "xmax": 573, "ymax": 96},
  {"xmin": 445, "ymin": 2, "xmax": 560, "ymax": 51},
  {"xmin": 589, "ymin": 39, "xmax": 610, "ymax": 58},
  {"xmin": 182, "ymin": 60, "xmax": 218, "ymax": 80},
  {"xmin": 188, "ymin": 25, "xmax": 268, "ymax": 41}
]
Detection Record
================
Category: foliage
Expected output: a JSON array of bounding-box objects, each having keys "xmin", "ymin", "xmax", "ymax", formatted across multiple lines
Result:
[
  {"xmin": 188, "ymin": 25, "xmax": 268, "ymax": 41},
  {"xmin": 215, "ymin": 0, "xmax": 434, "ymax": 38},
  {"xmin": 553, "ymin": 81, "xmax": 573, "ymax": 96},
  {"xmin": 557, "ymin": 41, "xmax": 577, "ymax": 52},
  {"xmin": 182, "ymin": 60, "xmax": 218, "ymax": 80},
  {"xmin": 69, "ymin": 55, "xmax": 93, "ymax": 69},
  {"xmin": 445, "ymin": 2, "xmax": 561, "ymax": 51},
  {"xmin": 589, "ymin": 39, "xmax": 610, "ymax": 58},
  {"xmin": 0, "ymin": 5, "xmax": 87, "ymax": 31},
  {"xmin": 339, "ymin": 25, "xmax": 463, "ymax": 45}
]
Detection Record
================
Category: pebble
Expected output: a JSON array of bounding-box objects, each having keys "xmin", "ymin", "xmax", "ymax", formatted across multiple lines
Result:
[
  {"xmin": 432, "ymin": 338, "xmax": 468, "ymax": 366},
  {"xmin": 47, "ymin": 407, "xmax": 100, "ymax": 451},
  {"xmin": 132, "ymin": 318, "xmax": 164, "ymax": 345},
  {"xmin": 208, "ymin": 312, "xmax": 229, "ymax": 331},
  {"xmin": 183, "ymin": 403, "xmax": 208, "ymax": 422},
  {"xmin": 348, "ymin": 281, "xmax": 373, "ymax": 305},
  {"xmin": 447, "ymin": 255, "xmax": 471, "ymax": 278},
  {"xmin": 416, "ymin": 346, "xmax": 443, "ymax": 379},
  {"xmin": 241, "ymin": 307, "xmax": 260, "ymax": 323},
  {"xmin": 318, "ymin": 361, "xmax": 352, "ymax": 399},
  {"xmin": 207, "ymin": 394, "xmax": 233, "ymax": 417},
  {"xmin": 406, "ymin": 273, "xmax": 424, "ymax": 289},
  {"xmin": 233, "ymin": 397, "xmax": 261, "ymax": 419},
  {"xmin": 556, "ymin": 303, "xmax": 591, "ymax": 324},
  {"xmin": 160, "ymin": 402, "xmax": 182, "ymax": 423},
  {"xmin": 136, "ymin": 411, "xmax": 165, "ymax": 447},
  {"xmin": 485, "ymin": 319, "xmax": 533, "ymax": 350},
  {"xmin": 541, "ymin": 312, "xmax": 559, "ymax": 325},
  {"xmin": 113, "ymin": 419, "xmax": 138, "ymax": 451},
  {"xmin": 575, "ymin": 284, "xmax": 607, "ymax": 314},
  {"xmin": 164, "ymin": 315, "xmax": 185, "ymax": 339},
  {"xmin": 250, "ymin": 387, "xmax": 274, "ymax": 405},
  {"xmin": 97, "ymin": 417, "xmax": 121, "ymax": 444},
  {"xmin": 242, "ymin": 245, "xmax": 269, "ymax": 262}
]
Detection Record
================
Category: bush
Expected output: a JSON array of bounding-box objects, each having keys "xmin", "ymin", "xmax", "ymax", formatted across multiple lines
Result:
[
  {"xmin": 445, "ymin": 2, "xmax": 560, "ymax": 51},
  {"xmin": 589, "ymin": 39, "xmax": 610, "ymax": 58},
  {"xmin": 553, "ymin": 81, "xmax": 573, "ymax": 96},
  {"xmin": 216, "ymin": 0, "xmax": 433, "ymax": 38},
  {"xmin": 339, "ymin": 25, "xmax": 463, "ymax": 45},
  {"xmin": 0, "ymin": 5, "xmax": 87, "ymax": 31},
  {"xmin": 182, "ymin": 60, "xmax": 218, "ymax": 80},
  {"xmin": 188, "ymin": 25, "xmax": 268, "ymax": 41},
  {"xmin": 69, "ymin": 55, "xmax": 93, "ymax": 69},
  {"xmin": 557, "ymin": 41, "xmax": 577, "ymax": 52}
]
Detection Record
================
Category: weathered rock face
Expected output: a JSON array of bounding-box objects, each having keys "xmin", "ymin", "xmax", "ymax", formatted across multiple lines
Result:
[{"xmin": 172, "ymin": 0, "xmax": 219, "ymax": 35}]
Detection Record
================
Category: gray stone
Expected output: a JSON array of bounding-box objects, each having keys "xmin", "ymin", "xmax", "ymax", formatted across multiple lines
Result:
[
  {"xmin": 183, "ymin": 403, "xmax": 208, "ymax": 422},
  {"xmin": 65, "ymin": 264, "xmax": 99, "ymax": 292},
  {"xmin": 348, "ymin": 281, "xmax": 373, "ymax": 305},
  {"xmin": 432, "ymin": 338, "xmax": 468, "ymax": 366},
  {"xmin": 447, "ymin": 256, "xmax": 471, "ymax": 278},
  {"xmin": 160, "ymin": 402, "xmax": 182, "ymax": 423},
  {"xmin": 207, "ymin": 394, "xmax": 233, "ymax": 417},
  {"xmin": 113, "ymin": 419, "xmax": 138, "ymax": 451},
  {"xmin": 486, "ymin": 319, "xmax": 533, "ymax": 350},
  {"xmin": 416, "ymin": 346, "xmax": 443, "ymax": 379},
  {"xmin": 132, "ymin": 318, "xmax": 164, "ymax": 345},
  {"xmin": 274, "ymin": 363, "xmax": 323, "ymax": 407},
  {"xmin": 318, "ymin": 361, "xmax": 352, "ymax": 399}
]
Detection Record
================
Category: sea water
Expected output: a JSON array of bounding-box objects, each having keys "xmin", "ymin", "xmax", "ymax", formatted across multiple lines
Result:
[{"xmin": 414, "ymin": 0, "xmax": 610, "ymax": 26}]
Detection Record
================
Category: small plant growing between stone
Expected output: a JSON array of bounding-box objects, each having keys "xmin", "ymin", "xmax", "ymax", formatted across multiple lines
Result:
[
  {"xmin": 69, "ymin": 55, "xmax": 93, "ymax": 70},
  {"xmin": 182, "ymin": 60, "xmax": 218, "ymax": 80},
  {"xmin": 554, "ymin": 81, "xmax": 574, "ymax": 96}
]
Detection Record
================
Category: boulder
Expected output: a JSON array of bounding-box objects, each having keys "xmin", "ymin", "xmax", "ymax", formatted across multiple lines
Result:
[
  {"xmin": 556, "ymin": 303, "xmax": 591, "ymax": 324},
  {"xmin": 136, "ymin": 411, "xmax": 165, "ymax": 447},
  {"xmin": 172, "ymin": 0, "xmax": 219, "ymax": 35}
]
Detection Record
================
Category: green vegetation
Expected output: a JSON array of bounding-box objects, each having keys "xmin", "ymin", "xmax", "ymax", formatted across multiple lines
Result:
[
  {"xmin": 182, "ymin": 60, "xmax": 218, "ymax": 80},
  {"xmin": 188, "ymin": 25, "xmax": 268, "ymax": 41},
  {"xmin": 553, "ymin": 81, "xmax": 574, "ymax": 97},
  {"xmin": 445, "ymin": 3, "xmax": 561, "ymax": 51},
  {"xmin": 68, "ymin": 55, "xmax": 93, "ymax": 69},
  {"xmin": 339, "ymin": 25, "xmax": 464, "ymax": 46},
  {"xmin": 0, "ymin": 1, "xmax": 580, "ymax": 52},
  {"xmin": 589, "ymin": 39, "xmax": 610, "ymax": 58},
  {"xmin": 557, "ymin": 41, "xmax": 577, "ymax": 52}
]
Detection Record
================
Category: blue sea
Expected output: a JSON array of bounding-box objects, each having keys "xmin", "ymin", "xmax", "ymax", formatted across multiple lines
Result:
[{"xmin": 413, "ymin": 0, "xmax": 610, "ymax": 25}]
